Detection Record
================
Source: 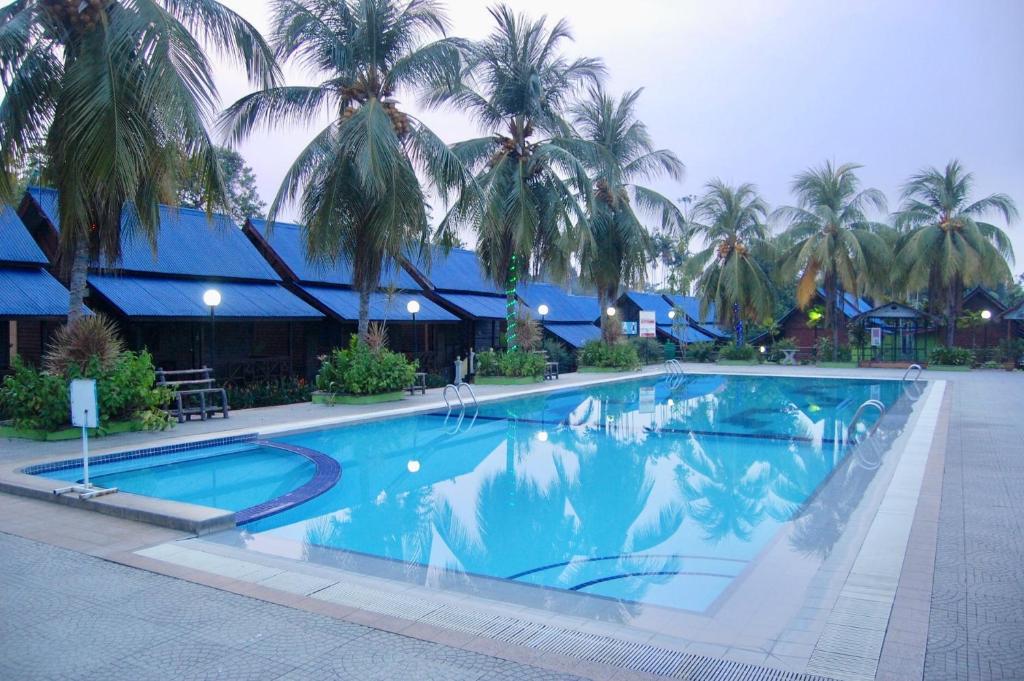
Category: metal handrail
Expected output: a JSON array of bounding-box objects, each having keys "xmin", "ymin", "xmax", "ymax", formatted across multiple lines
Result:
[
  {"xmin": 665, "ymin": 359, "xmax": 683, "ymax": 375},
  {"xmin": 902, "ymin": 364, "xmax": 923, "ymax": 382},
  {"xmin": 456, "ymin": 382, "xmax": 478, "ymax": 411},
  {"xmin": 847, "ymin": 399, "xmax": 885, "ymax": 442},
  {"xmin": 442, "ymin": 384, "xmax": 465, "ymax": 413}
]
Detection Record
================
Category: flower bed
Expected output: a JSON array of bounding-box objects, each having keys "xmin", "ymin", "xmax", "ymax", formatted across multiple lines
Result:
[{"xmin": 314, "ymin": 337, "xmax": 416, "ymax": 404}]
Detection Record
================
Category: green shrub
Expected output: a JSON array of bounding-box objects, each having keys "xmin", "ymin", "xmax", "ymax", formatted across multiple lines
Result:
[
  {"xmin": 629, "ymin": 337, "xmax": 663, "ymax": 363},
  {"xmin": 315, "ymin": 337, "xmax": 416, "ymax": 396},
  {"xmin": 500, "ymin": 351, "xmax": 546, "ymax": 377},
  {"xmin": 814, "ymin": 337, "xmax": 851, "ymax": 362},
  {"xmin": 475, "ymin": 349, "xmax": 501, "ymax": 377},
  {"xmin": 425, "ymin": 373, "xmax": 447, "ymax": 389},
  {"xmin": 930, "ymin": 346, "xmax": 974, "ymax": 366},
  {"xmin": 578, "ymin": 341, "xmax": 641, "ymax": 369},
  {"xmin": 225, "ymin": 377, "xmax": 312, "ymax": 409},
  {"xmin": 542, "ymin": 339, "xmax": 572, "ymax": 372},
  {"xmin": 682, "ymin": 342, "xmax": 716, "ymax": 363},
  {"xmin": 719, "ymin": 344, "xmax": 756, "ymax": 361},
  {"xmin": 0, "ymin": 351, "xmax": 172, "ymax": 431}
]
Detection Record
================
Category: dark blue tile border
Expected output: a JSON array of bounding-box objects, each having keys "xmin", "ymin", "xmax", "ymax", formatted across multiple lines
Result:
[
  {"xmin": 21, "ymin": 434, "xmax": 260, "ymax": 476},
  {"xmin": 234, "ymin": 440, "xmax": 341, "ymax": 526}
]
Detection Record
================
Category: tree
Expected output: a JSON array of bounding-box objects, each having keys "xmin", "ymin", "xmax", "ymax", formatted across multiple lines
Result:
[
  {"xmin": 221, "ymin": 0, "xmax": 466, "ymax": 341},
  {"xmin": 570, "ymin": 87, "xmax": 684, "ymax": 342},
  {"xmin": 0, "ymin": 0, "xmax": 277, "ymax": 322},
  {"xmin": 433, "ymin": 5, "xmax": 604, "ymax": 351},
  {"xmin": 892, "ymin": 160, "xmax": 1017, "ymax": 346},
  {"xmin": 177, "ymin": 147, "xmax": 266, "ymax": 224},
  {"xmin": 685, "ymin": 181, "xmax": 775, "ymax": 345},
  {"xmin": 775, "ymin": 161, "xmax": 890, "ymax": 360}
]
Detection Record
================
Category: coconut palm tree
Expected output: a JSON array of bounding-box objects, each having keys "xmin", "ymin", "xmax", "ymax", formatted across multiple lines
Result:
[
  {"xmin": 432, "ymin": 5, "xmax": 604, "ymax": 350},
  {"xmin": 685, "ymin": 181, "xmax": 774, "ymax": 345},
  {"xmin": 0, "ymin": 0, "xmax": 277, "ymax": 322},
  {"xmin": 221, "ymin": 0, "xmax": 466, "ymax": 341},
  {"xmin": 892, "ymin": 160, "xmax": 1017, "ymax": 346},
  {"xmin": 570, "ymin": 87, "xmax": 684, "ymax": 342},
  {"xmin": 775, "ymin": 161, "xmax": 890, "ymax": 360}
]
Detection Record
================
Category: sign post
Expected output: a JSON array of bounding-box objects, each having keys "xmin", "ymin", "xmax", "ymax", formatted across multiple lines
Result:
[
  {"xmin": 54, "ymin": 379, "xmax": 118, "ymax": 500},
  {"xmin": 638, "ymin": 311, "xmax": 656, "ymax": 371}
]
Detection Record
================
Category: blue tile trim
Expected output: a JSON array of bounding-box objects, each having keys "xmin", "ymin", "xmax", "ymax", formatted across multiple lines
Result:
[
  {"xmin": 21, "ymin": 434, "xmax": 259, "ymax": 476},
  {"xmin": 234, "ymin": 440, "xmax": 341, "ymax": 525}
]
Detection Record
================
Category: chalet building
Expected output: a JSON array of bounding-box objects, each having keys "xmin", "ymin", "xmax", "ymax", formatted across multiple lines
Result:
[
  {"xmin": 244, "ymin": 218, "xmax": 460, "ymax": 374},
  {"xmin": 517, "ymin": 281, "xmax": 600, "ymax": 349},
  {"xmin": 1000, "ymin": 301, "xmax": 1024, "ymax": 342},
  {"xmin": 661, "ymin": 294, "xmax": 730, "ymax": 341},
  {"xmin": 775, "ymin": 291, "xmax": 873, "ymax": 356},
  {"xmin": 944, "ymin": 287, "xmax": 1006, "ymax": 349},
  {"xmin": 615, "ymin": 291, "xmax": 718, "ymax": 344},
  {"xmin": 0, "ymin": 206, "xmax": 77, "ymax": 371},
  {"xmin": 19, "ymin": 188, "xmax": 323, "ymax": 381},
  {"xmin": 401, "ymin": 247, "xmax": 511, "ymax": 353}
]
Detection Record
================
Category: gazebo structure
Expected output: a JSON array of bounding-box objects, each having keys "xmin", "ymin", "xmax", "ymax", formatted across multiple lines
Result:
[{"xmin": 852, "ymin": 302, "xmax": 936, "ymax": 365}]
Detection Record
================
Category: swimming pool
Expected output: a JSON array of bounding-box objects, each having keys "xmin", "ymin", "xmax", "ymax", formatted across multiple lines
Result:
[{"xmin": 36, "ymin": 373, "xmax": 910, "ymax": 612}]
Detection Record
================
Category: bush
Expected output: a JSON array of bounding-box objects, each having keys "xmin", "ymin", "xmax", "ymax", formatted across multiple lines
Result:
[
  {"xmin": 542, "ymin": 338, "xmax": 572, "ymax": 372},
  {"xmin": 719, "ymin": 343, "xmax": 756, "ymax": 361},
  {"xmin": 578, "ymin": 341, "xmax": 641, "ymax": 370},
  {"xmin": 42, "ymin": 314, "xmax": 124, "ymax": 376},
  {"xmin": 315, "ymin": 337, "xmax": 417, "ymax": 396},
  {"xmin": 629, "ymin": 337, "xmax": 663, "ymax": 363},
  {"xmin": 930, "ymin": 346, "xmax": 974, "ymax": 367},
  {"xmin": 0, "ymin": 350, "xmax": 172, "ymax": 431},
  {"xmin": 682, "ymin": 342, "xmax": 716, "ymax": 363},
  {"xmin": 815, "ymin": 337, "xmax": 851, "ymax": 362},
  {"xmin": 425, "ymin": 373, "xmax": 447, "ymax": 389},
  {"xmin": 500, "ymin": 351, "xmax": 546, "ymax": 377},
  {"xmin": 225, "ymin": 377, "xmax": 312, "ymax": 409},
  {"xmin": 474, "ymin": 349, "xmax": 545, "ymax": 378}
]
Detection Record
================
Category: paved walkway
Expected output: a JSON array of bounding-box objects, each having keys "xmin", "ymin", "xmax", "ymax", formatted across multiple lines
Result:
[
  {"xmin": 924, "ymin": 371, "xmax": 1024, "ymax": 680},
  {"xmin": 0, "ymin": 532, "xmax": 586, "ymax": 681}
]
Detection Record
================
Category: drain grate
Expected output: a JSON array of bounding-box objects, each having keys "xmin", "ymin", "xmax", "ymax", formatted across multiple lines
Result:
[{"xmin": 306, "ymin": 577, "xmax": 839, "ymax": 681}]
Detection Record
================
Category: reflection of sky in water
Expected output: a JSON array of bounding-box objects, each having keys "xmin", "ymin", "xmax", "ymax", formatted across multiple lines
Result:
[{"xmin": 236, "ymin": 374, "xmax": 906, "ymax": 612}]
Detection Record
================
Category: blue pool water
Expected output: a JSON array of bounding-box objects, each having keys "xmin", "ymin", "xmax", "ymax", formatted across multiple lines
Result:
[{"xmin": 40, "ymin": 374, "xmax": 908, "ymax": 611}]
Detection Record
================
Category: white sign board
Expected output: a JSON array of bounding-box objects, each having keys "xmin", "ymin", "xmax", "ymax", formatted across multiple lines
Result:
[
  {"xmin": 639, "ymin": 311, "xmax": 657, "ymax": 338},
  {"xmin": 70, "ymin": 379, "xmax": 98, "ymax": 428},
  {"xmin": 622, "ymin": 321, "xmax": 638, "ymax": 336},
  {"xmin": 870, "ymin": 327, "xmax": 882, "ymax": 347}
]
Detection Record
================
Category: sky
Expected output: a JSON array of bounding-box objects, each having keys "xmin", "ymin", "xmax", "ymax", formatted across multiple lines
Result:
[{"xmin": 212, "ymin": 0, "xmax": 1024, "ymax": 276}]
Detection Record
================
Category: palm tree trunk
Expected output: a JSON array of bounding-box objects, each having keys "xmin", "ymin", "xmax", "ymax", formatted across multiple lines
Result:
[
  {"xmin": 67, "ymin": 239, "xmax": 89, "ymax": 324},
  {"xmin": 945, "ymin": 279, "xmax": 957, "ymax": 347},
  {"xmin": 357, "ymin": 287, "xmax": 370, "ymax": 343},
  {"xmin": 505, "ymin": 268, "xmax": 518, "ymax": 351},
  {"xmin": 733, "ymin": 303, "xmax": 743, "ymax": 346}
]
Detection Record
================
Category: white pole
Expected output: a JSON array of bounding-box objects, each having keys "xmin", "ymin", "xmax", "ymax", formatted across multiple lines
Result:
[{"xmin": 81, "ymin": 409, "xmax": 90, "ymax": 488}]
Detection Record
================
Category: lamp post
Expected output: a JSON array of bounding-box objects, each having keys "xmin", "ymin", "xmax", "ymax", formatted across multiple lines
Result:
[
  {"xmin": 406, "ymin": 299, "xmax": 421, "ymax": 361},
  {"xmin": 202, "ymin": 289, "xmax": 221, "ymax": 373},
  {"xmin": 538, "ymin": 304, "xmax": 549, "ymax": 326},
  {"xmin": 982, "ymin": 309, "xmax": 992, "ymax": 349}
]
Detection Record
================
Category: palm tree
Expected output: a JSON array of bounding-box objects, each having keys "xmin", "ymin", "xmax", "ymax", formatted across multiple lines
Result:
[
  {"xmin": 0, "ymin": 0, "xmax": 276, "ymax": 322},
  {"xmin": 433, "ymin": 5, "xmax": 604, "ymax": 350},
  {"xmin": 775, "ymin": 161, "xmax": 890, "ymax": 360},
  {"xmin": 892, "ymin": 160, "xmax": 1017, "ymax": 346},
  {"xmin": 685, "ymin": 181, "xmax": 774, "ymax": 345},
  {"xmin": 570, "ymin": 87, "xmax": 684, "ymax": 342},
  {"xmin": 221, "ymin": 0, "xmax": 466, "ymax": 341}
]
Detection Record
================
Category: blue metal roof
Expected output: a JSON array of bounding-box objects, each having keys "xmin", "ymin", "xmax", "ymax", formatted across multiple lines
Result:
[
  {"xmin": 815, "ymin": 288, "xmax": 872, "ymax": 319},
  {"xmin": 0, "ymin": 267, "xmax": 73, "ymax": 318},
  {"xmin": 27, "ymin": 187, "xmax": 280, "ymax": 281},
  {"xmin": 517, "ymin": 282, "xmax": 599, "ymax": 323},
  {"xmin": 622, "ymin": 290, "xmax": 676, "ymax": 325},
  {"xmin": 434, "ymin": 292, "xmax": 508, "ymax": 319},
  {"xmin": 0, "ymin": 206, "xmax": 47, "ymax": 265},
  {"xmin": 544, "ymin": 322, "xmax": 601, "ymax": 349},
  {"xmin": 663, "ymin": 294, "xmax": 729, "ymax": 339},
  {"xmin": 299, "ymin": 285, "xmax": 457, "ymax": 322},
  {"xmin": 405, "ymin": 247, "xmax": 501, "ymax": 294},
  {"xmin": 248, "ymin": 219, "xmax": 420, "ymax": 290},
  {"xmin": 657, "ymin": 324, "xmax": 714, "ymax": 343},
  {"xmin": 88, "ymin": 274, "xmax": 322, "ymax": 319}
]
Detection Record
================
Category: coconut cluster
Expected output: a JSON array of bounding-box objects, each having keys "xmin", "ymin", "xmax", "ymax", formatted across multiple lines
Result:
[
  {"xmin": 717, "ymin": 240, "xmax": 748, "ymax": 260},
  {"xmin": 42, "ymin": 0, "xmax": 111, "ymax": 34}
]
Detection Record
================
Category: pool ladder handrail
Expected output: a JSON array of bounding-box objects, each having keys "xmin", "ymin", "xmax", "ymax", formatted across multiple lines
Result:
[
  {"xmin": 847, "ymin": 399, "xmax": 886, "ymax": 442},
  {"xmin": 457, "ymin": 381, "xmax": 478, "ymax": 411},
  {"xmin": 442, "ymin": 383, "xmax": 465, "ymax": 413},
  {"xmin": 665, "ymin": 359, "xmax": 683, "ymax": 375},
  {"xmin": 902, "ymin": 363, "xmax": 923, "ymax": 382}
]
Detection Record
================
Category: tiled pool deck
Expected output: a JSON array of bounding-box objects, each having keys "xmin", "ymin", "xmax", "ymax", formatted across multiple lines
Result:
[{"xmin": 1, "ymin": 365, "xmax": 1021, "ymax": 680}]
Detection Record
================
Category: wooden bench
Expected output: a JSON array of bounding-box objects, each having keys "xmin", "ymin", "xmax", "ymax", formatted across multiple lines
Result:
[{"xmin": 156, "ymin": 367, "xmax": 230, "ymax": 423}]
